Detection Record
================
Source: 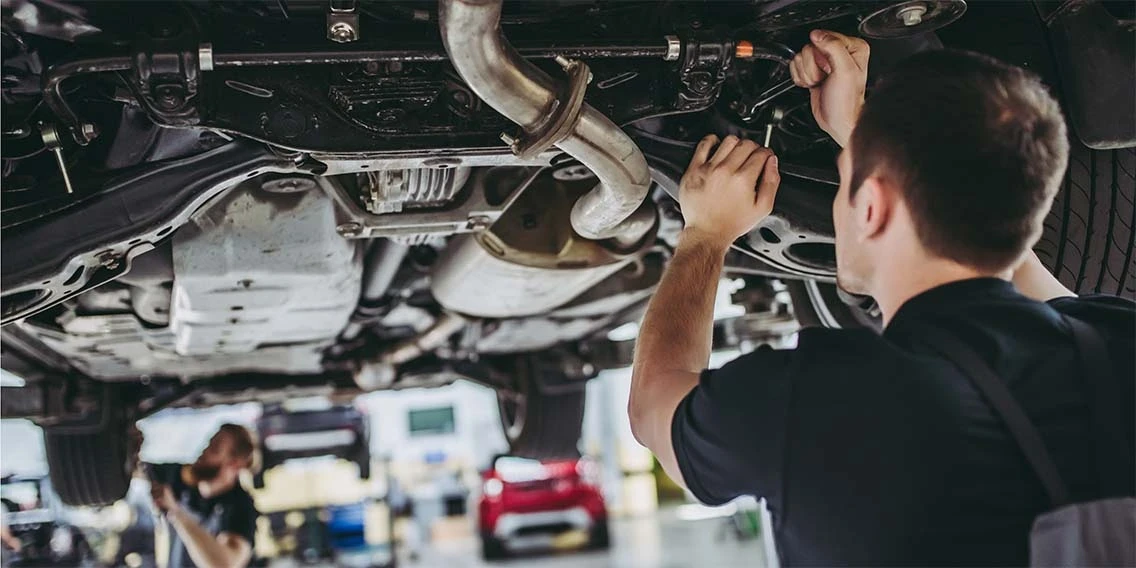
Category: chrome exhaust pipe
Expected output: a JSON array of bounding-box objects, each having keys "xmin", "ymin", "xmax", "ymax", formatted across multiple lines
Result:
[{"xmin": 439, "ymin": 0, "xmax": 652, "ymax": 242}]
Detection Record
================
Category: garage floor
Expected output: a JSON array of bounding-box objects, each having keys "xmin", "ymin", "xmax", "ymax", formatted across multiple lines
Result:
[{"xmin": 271, "ymin": 506, "xmax": 769, "ymax": 568}]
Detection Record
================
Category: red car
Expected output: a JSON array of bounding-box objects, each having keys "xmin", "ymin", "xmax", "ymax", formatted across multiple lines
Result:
[{"xmin": 477, "ymin": 455, "xmax": 610, "ymax": 560}]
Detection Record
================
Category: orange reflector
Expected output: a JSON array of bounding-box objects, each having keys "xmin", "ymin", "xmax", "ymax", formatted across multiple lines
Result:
[{"xmin": 735, "ymin": 40, "xmax": 754, "ymax": 59}]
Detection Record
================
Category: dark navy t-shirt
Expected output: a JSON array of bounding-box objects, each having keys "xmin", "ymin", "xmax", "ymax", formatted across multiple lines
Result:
[
  {"xmin": 672, "ymin": 278, "xmax": 1135, "ymax": 566},
  {"xmin": 149, "ymin": 463, "xmax": 257, "ymax": 568}
]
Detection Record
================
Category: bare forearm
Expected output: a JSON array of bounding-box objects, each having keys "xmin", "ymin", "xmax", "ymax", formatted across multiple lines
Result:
[
  {"xmin": 631, "ymin": 230, "xmax": 728, "ymax": 403},
  {"xmin": 168, "ymin": 508, "xmax": 242, "ymax": 568},
  {"xmin": 626, "ymin": 131, "xmax": 779, "ymax": 480}
]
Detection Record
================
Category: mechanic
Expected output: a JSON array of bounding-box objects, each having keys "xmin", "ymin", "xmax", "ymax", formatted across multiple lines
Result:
[
  {"xmin": 147, "ymin": 423, "xmax": 259, "ymax": 568},
  {"xmin": 628, "ymin": 29, "xmax": 1135, "ymax": 565}
]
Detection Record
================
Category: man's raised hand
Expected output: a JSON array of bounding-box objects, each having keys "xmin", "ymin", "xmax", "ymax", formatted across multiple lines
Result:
[
  {"xmin": 678, "ymin": 134, "xmax": 780, "ymax": 250},
  {"xmin": 790, "ymin": 29, "xmax": 870, "ymax": 147}
]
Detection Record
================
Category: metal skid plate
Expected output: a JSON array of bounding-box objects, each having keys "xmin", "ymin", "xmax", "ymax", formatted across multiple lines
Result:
[{"xmin": 170, "ymin": 179, "xmax": 362, "ymax": 356}]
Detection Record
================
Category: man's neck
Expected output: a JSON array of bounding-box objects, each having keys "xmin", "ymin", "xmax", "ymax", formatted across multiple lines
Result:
[{"xmin": 874, "ymin": 257, "xmax": 1010, "ymax": 327}]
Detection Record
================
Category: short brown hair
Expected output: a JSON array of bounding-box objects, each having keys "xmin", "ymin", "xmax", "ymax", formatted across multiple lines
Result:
[
  {"xmin": 850, "ymin": 49, "xmax": 1069, "ymax": 272},
  {"xmin": 218, "ymin": 423, "xmax": 259, "ymax": 472}
]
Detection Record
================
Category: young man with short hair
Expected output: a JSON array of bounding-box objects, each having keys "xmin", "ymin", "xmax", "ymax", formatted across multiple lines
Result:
[{"xmin": 628, "ymin": 30, "xmax": 1134, "ymax": 565}]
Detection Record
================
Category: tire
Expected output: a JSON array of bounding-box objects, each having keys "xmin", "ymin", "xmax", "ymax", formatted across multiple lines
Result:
[
  {"xmin": 43, "ymin": 404, "xmax": 132, "ymax": 507},
  {"xmin": 497, "ymin": 356, "xmax": 585, "ymax": 460},
  {"xmin": 481, "ymin": 534, "xmax": 508, "ymax": 561},
  {"xmin": 787, "ymin": 280, "xmax": 882, "ymax": 331},
  {"xmin": 1036, "ymin": 145, "xmax": 1135, "ymax": 298}
]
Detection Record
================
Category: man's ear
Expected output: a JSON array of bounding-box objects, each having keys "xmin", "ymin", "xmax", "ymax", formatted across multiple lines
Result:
[{"xmin": 855, "ymin": 176, "xmax": 893, "ymax": 241}]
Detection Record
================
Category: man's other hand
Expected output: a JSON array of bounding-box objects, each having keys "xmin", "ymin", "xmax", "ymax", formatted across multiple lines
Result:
[
  {"xmin": 678, "ymin": 134, "xmax": 780, "ymax": 249},
  {"xmin": 151, "ymin": 483, "xmax": 178, "ymax": 514},
  {"xmin": 790, "ymin": 29, "xmax": 869, "ymax": 147}
]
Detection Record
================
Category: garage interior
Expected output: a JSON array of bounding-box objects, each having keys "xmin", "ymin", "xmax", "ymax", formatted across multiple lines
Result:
[{"xmin": 2, "ymin": 280, "xmax": 790, "ymax": 567}]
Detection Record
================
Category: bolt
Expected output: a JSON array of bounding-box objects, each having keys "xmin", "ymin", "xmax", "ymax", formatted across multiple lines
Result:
[
  {"xmin": 96, "ymin": 250, "xmax": 121, "ymax": 270},
  {"xmin": 468, "ymin": 215, "xmax": 493, "ymax": 231},
  {"xmin": 499, "ymin": 132, "xmax": 517, "ymax": 148},
  {"xmin": 329, "ymin": 22, "xmax": 357, "ymax": 43},
  {"xmin": 554, "ymin": 55, "xmax": 573, "ymax": 70},
  {"xmin": 363, "ymin": 61, "xmax": 381, "ymax": 76},
  {"xmin": 155, "ymin": 87, "xmax": 184, "ymax": 110},
  {"xmin": 664, "ymin": 35, "xmax": 681, "ymax": 62},
  {"xmin": 199, "ymin": 43, "xmax": 214, "ymax": 71},
  {"xmin": 80, "ymin": 123, "xmax": 98, "ymax": 141},
  {"xmin": 337, "ymin": 222, "xmax": 363, "ymax": 237},
  {"xmin": 897, "ymin": 4, "xmax": 927, "ymax": 26},
  {"xmin": 388, "ymin": 61, "xmax": 403, "ymax": 73},
  {"xmin": 3, "ymin": 126, "xmax": 29, "ymax": 138}
]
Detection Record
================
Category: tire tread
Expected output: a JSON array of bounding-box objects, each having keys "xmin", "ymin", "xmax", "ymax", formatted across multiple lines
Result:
[
  {"xmin": 44, "ymin": 411, "xmax": 131, "ymax": 507},
  {"xmin": 1037, "ymin": 145, "xmax": 1135, "ymax": 298}
]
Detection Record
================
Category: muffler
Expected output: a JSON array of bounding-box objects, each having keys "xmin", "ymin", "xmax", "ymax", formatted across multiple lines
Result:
[{"xmin": 438, "ymin": 0, "xmax": 653, "ymax": 242}]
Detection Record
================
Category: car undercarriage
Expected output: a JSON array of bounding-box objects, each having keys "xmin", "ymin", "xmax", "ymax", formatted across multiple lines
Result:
[{"xmin": 2, "ymin": 0, "xmax": 1133, "ymax": 506}]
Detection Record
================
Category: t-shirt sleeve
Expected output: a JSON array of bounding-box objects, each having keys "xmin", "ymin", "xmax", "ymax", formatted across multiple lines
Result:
[
  {"xmin": 220, "ymin": 492, "xmax": 258, "ymax": 546},
  {"xmin": 671, "ymin": 344, "xmax": 795, "ymax": 507}
]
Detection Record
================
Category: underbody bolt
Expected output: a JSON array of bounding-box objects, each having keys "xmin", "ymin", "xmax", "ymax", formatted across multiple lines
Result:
[
  {"xmin": 97, "ymin": 250, "xmax": 121, "ymax": 270},
  {"xmin": 554, "ymin": 55, "xmax": 573, "ymax": 70},
  {"xmin": 499, "ymin": 132, "xmax": 518, "ymax": 149},
  {"xmin": 329, "ymin": 22, "xmax": 357, "ymax": 43},
  {"xmin": 468, "ymin": 215, "xmax": 493, "ymax": 231},
  {"xmin": 664, "ymin": 35, "xmax": 681, "ymax": 62},
  {"xmin": 80, "ymin": 123, "xmax": 98, "ymax": 141},
  {"xmin": 897, "ymin": 4, "xmax": 927, "ymax": 26},
  {"xmin": 156, "ymin": 90, "xmax": 183, "ymax": 110},
  {"xmin": 336, "ymin": 222, "xmax": 363, "ymax": 237}
]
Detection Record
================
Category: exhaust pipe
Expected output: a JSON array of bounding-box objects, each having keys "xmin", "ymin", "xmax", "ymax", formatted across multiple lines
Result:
[
  {"xmin": 355, "ymin": 312, "xmax": 466, "ymax": 390},
  {"xmin": 439, "ymin": 0, "xmax": 652, "ymax": 242}
]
